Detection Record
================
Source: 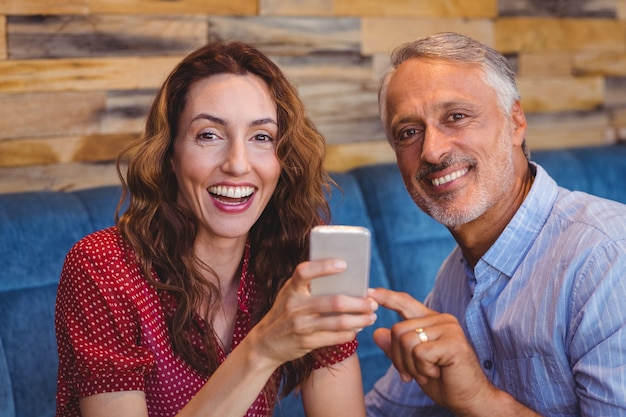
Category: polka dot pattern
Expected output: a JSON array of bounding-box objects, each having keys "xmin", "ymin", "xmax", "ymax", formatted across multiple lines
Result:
[{"xmin": 55, "ymin": 227, "xmax": 357, "ymax": 416}]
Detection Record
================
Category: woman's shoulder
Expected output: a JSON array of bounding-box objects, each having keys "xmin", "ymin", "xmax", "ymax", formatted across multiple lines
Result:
[
  {"xmin": 61, "ymin": 226, "xmax": 155, "ymax": 293},
  {"xmin": 69, "ymin": 226, "xmax": 129, "ymax": 255},
  {"xmin": 64, "ymin": 226, "xmax": 139, "ymax": 273}
]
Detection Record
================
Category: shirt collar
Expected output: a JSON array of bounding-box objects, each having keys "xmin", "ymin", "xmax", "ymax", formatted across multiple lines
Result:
[{"xmin": 477, "ymin": 163, "xmax": 559, "ymax": 278}]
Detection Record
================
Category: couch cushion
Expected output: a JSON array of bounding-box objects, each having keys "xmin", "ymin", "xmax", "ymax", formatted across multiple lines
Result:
[
  {"xmin": 328, "ymin": 172, "xmax": 395, "ymax": 390},
  {"xmin": 0, "ymin": 284, "xmax": 58, "ymax": 417},
  {"xmin": 0, "ymin": 191, "xmax": 94, "ymax": 291},
  {"xmin": 351, "ymin": 164, "xmax": 455, "ymax": 303},
  {"xmin": 532, "ymin": 145, "xmax": 626, "ymax": 204},
  {"xmin": 0, "ymin": 336, "xmax": 15, "ymax": 417},
  {"xmin": 0, "ymin": 188, "xmax": 121, "ymax": 417}
]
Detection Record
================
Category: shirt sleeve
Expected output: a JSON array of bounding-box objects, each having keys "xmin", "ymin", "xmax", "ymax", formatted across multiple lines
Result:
[
  {"xmin": 55, "ymin": 232, "xmax": 155, "ymax": 400},
  {"xmin": 313, "ymin": 339, "xmax": 358, "ymax": 369},
  {"xmin": 569, "ymin": 238, "xmax": 626, "ymax": 416},
  {"xmin": 365, "ymin": 366, "xmax": 453, "ymax": 417}
]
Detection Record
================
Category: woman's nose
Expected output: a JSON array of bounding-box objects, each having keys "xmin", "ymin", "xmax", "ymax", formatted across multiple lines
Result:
[{"xmin": 221, "ymin": 139, "xmax": 251, "ymax": 176}]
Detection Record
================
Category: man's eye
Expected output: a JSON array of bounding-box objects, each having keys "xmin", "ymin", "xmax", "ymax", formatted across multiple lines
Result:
[
  {"xmin": 400, "ymin": 128, "xmax": 419, "ymax": 139},
  {"xmin": 449, "ymin": 113, "xmax": 465, "ymax": 122}
]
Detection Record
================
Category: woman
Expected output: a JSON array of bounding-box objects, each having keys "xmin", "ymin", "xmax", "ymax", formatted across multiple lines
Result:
[{"xmin": 54, "ymin": 41, "xmax": 377, "ymax": 417}]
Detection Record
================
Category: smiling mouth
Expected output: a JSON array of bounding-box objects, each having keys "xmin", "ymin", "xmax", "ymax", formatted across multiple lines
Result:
[
  {"xmin": 431, "ymin": 167, "xmax": 469, "ymax": 186},
  {"xmin": 208, "ymin": 185, "xmax": 255, "ymax": 204}
]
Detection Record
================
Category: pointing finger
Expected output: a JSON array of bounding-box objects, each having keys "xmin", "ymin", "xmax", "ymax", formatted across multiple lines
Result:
[{"xmin": 368, "ymin": 287, "xmax": 433, "ymax": 319}]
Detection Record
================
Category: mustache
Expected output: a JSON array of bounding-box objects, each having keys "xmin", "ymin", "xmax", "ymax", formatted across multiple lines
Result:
[{"xmin": 416, "ymin": 154, "xmax": 476, "ymax": 181}]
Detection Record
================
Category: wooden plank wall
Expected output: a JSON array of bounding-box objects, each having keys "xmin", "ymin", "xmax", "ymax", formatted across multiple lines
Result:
[{"xmin": 1, "ymin": 0, "xmax": 626, "ymax": 193}]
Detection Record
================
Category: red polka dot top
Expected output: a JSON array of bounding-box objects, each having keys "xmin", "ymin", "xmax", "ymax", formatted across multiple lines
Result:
[{"xmin": 54, "ymin": 227, "xmax": 357, "ymax": 417}]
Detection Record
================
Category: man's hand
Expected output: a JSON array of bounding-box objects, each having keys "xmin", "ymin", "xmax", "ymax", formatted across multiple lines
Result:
[{"xmin": 368, "ymin": 287, "xmax": 530, "ymax": 417}]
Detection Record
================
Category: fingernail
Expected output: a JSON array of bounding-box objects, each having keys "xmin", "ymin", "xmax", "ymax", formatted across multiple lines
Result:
[
  {"xmin": 370, "ymin": 300, "xmax": 379, "ymax": 311},
  {"xmin": 334, "ymin": 260, "xmax": 347, "ymax": 269},
  {"xmin": 370, "ymin": 313, "xmax": 377, "ymax": 323}
]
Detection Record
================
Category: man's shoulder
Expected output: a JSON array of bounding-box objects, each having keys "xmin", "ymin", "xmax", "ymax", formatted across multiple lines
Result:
[{"xmin": 551, "ymin": 187, "xmax": 626, "ymax": 241}]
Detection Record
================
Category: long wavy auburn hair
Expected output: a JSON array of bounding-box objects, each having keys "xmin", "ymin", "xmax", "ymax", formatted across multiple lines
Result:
[{"xmin": 115, "ymin": 41, "xmax": 332, "ymax": 397}]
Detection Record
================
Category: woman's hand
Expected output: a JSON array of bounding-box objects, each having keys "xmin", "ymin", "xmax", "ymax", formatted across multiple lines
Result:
[{"xmin": 248, "ymin": 259, "xmax": 378, "ymax": 366}]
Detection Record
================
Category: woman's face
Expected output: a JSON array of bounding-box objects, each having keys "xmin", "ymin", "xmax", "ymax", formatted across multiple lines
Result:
[{"xmin": 171, "ymin": 73, "xmax": 281, "ymax": 244}]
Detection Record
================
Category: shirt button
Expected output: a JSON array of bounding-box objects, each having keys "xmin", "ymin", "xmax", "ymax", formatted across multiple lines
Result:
[{"xmin": 483, "ymin": 360, "xmax": 493, "ymax": 370}]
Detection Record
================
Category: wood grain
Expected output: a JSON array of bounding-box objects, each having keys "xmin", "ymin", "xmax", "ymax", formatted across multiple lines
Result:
[
  {"xmin": 362, "ymin": 18, "xmax": 494, "ymax": 54},
  {"xmin": 496, "ymin": 18, "xmax": 626, "ymax": 53},
  {"xmin": 0, "ymin": 56, "xmax": 182, "ymax": 93},
  {"xmin": 0, "ymin": 16, "xmax": 6, "ymax": 60},
  {"xmin": 7, "ymin": 15, "xmax": 207, "ymax": 59},
  {"xmin": 259, "ymin": 0, "xmax": 333, "ymax": 16},
  {"xmin": 334, "ymin": 0, "xmax": 497, "ymax": 18}
]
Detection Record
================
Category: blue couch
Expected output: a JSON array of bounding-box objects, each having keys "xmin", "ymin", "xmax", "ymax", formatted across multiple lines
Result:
[{"xmin": 1, "ymin": 144, "xmax": 626, "ymax": 417}]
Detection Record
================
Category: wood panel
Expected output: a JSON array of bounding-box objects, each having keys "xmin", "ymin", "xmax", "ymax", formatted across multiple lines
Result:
[
  {"xmin": 499, "ymin": 0, "xmax": 616, "ymax": 17},
  {"xmin": 0, "ymin": 132, "xmax": 137, "ymax": 168},
  {"xmin": 362, "ymin": 18, "xmax": 494, "ymax": 54},
  {"xmin": 325, "ymin": 141, "xmax": 395, "ymax": 172},
  {"xmin": 0, "ymin": 162, "xmax": 121, "ymax": 193},
  {"xmin": 517, "ymin": 52, "xmax": 573, "ymax": 76},
  {"xmin": 518, "ymin": 75, "xmax": 604, "ymax": 113},
  {"xmin": 605, "ymin": 77, "xmax": 626, "ymax": 109},
  {"xmin": 525, "ymin": 111, "xmax": 609, "ymax": 150},
  {"xmin": 7, "ymin": 15, "xmax": 207, "ymax": 59},
  {"xmin": 496, "ymin": 18, "xmax": 626, "ymax": 53},
  {"xmin": 334, "ymin": 0, "xmax": 497, "ymax": 18},
  {"xmin": 0, "ymin": 56, "xmax": 182, "ymax": 93},
  {"xmin": 0, "ymin": 91, "xmax": 105, "ymax": 140},
  {"xmin": 259, "ymin": 0, "xmax": 333, "ymax": 16},
  {"xmin": 0, "ymin": 0, "xmax": 88, "ymax": 15},
  {"xmin": 573, "ymin": 51, "xmax": 626, "ymax": 77},
  {"xmin": 609, "ymin": 107, "xmax": 626, "ymax": 141},
  {"xmin": 1, "ymin": 1, "xmax": 625, "ymax": 194},
  {"xmin": 0, "ymin": 16, "xmax": 6, "ymax": 60},
  {"xmin": 209, "ymin": 16, "xmax": 360, "ymax": 55},
  {"xmin": 89, "ymin": 0, "xmax": 256, "ymax": 15}
]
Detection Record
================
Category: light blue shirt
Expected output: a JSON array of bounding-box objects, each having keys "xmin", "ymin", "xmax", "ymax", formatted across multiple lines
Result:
[{"xmin": 366, "ymin": 164, "xmax": 626, "ymax": 417}]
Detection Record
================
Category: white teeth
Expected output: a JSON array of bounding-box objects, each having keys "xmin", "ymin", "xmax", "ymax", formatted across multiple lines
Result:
[
  {"xmin": 431, "ymin": 168, "xmax": 468, "ymax": 186},
  {"xmin": 208, "ymin": 185, "xmax": 255, "ymax": 198}
]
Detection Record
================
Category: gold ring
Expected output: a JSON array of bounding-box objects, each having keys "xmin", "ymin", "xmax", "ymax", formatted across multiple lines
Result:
[{"xmin": 415, "ymin": 327, "xmax": 428, "ymax": 343}]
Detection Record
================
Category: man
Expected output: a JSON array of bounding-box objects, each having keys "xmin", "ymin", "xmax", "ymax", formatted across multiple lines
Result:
[{"xmin": 365, "ymin": 32, "xmax": 626, "ymax": 417}]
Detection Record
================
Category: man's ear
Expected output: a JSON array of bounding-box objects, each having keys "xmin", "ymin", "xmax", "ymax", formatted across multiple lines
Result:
[{"xmin": 510, "ymin": 101, "xmax": 527, "ymax": 147}]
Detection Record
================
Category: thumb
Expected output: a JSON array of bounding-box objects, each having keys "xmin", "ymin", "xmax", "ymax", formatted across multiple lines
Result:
[
  {"xmin": 372, "ymin": 328, "xmax": 392, "ymax": 357},
  {"xmin": 372, "ymin": 327, "xmax": 412, "ymax": 383}
]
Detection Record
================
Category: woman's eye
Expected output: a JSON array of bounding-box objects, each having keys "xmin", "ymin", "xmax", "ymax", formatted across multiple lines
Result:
[
  {"xmin": 197, "ymin": 131, "xmax": 218, "ymax": 141},
  {"xmin": 254, "ymin": 133, "xmax": 274, "ymax": 142}
]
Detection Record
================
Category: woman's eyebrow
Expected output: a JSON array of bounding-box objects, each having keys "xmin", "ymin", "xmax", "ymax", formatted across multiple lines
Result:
[
  {"xmin": 190, "ymin": 114, "xmax": 277, "ymax": 128},
  {"xmin": 191, "ymin": 113, "xmax": 226, "ymax": 125},
  {"xmin": 250, "ymin": 117, "xmax": 278, "ymax": 128}
]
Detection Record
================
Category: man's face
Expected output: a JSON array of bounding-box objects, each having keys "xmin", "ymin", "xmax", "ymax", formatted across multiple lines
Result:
[{"xmin": 383, "ymin": 58, "xmax": 524, "ymax": 228}]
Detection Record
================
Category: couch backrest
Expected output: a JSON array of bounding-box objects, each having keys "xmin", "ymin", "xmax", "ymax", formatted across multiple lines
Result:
[
  {"xmin": 1, "ymin": 144, "xmax": 626, "ymax": 417},
  {"xmin": 0, "ymin": 186, "xmax": 122, "ymax": 417},
  {"xmin": 350, "ymin": 145, "xmax": 626, "ymax": 309}
]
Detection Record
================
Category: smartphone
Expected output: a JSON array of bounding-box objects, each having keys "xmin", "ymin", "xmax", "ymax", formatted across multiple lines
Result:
[{"xmin": 309, "ymin": 225, "xmax": 371, "ymax": 297}]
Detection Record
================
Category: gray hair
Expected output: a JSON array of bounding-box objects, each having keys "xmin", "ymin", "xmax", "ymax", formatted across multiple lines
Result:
[{"xmin": 379, "ymin": 32, "xmax": 521, "ymax": 132}]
